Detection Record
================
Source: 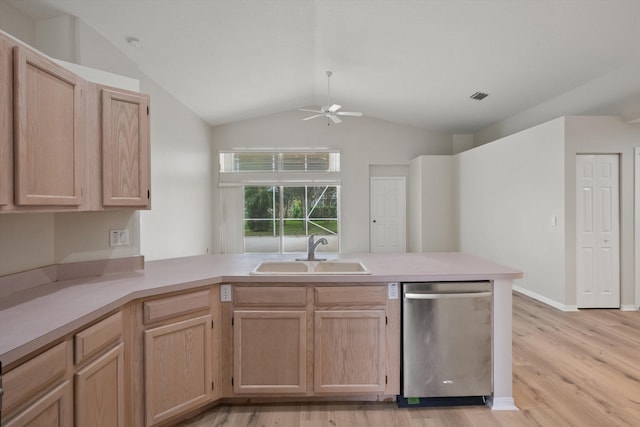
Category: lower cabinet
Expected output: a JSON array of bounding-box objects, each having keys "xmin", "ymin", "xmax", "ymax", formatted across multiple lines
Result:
[
  {"xmin": 73, "ymin": 311, "xmax": 125, "ymax": 427},
  {"xmin": 2, "ymin": 311, "xmax": 126, "ymax": 427},
  {"xmin": 1, "ymin": 341, "xmax": 72, "ymax": 427},
  {"xmin": 314, "ymin": 310, "xmax": 386, "ymax": 393},
  {"xmin": 1, "ymin": 282, "xmax": 396, "ymax": 427},
  {"xmin": 231, "ymin": 286, "xmax": 308, "ymax": 395},
  {"xmin": 230, "ymin": 284, "xmax": 389, "ymax": 398},
  {"xmin": 74, "ymin": 343, "xmax": 125, "ymax": 427},
  {"xmin": 3, "ymin": 381, "xmax": 73, "ymax": 427},
  {"xmin": 143, "ymin": 311, "xmax": 213, "ymax": 426},
  {"xmin": 233, "ymin": 310, "xmax": 307, "ymax": 394}
]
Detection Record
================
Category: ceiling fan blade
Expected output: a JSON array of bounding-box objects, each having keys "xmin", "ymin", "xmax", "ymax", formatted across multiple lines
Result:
[
  {"xmin": 335, "ymin": 111, "xmax": 363, "ymax": 117},
  {"xmin": 328, "ymin": 104, "xmax": 342, "ymax": 113},
  {"xmin": 299, "ymin": 108, "xmax": 323, "ymax": 113},
  {"xmin": 303, "ymin": 113, "xmax": 326, "ymax": 121},
  {"xmin": 329, "ymin": 114, "xmax": 342, "ymax": 124}
]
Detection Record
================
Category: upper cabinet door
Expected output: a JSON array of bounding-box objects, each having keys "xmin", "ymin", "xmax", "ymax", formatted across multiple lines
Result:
[
  {"xmin": 0, "ymin": 38, "xmax": 11, "ymax": 206},
  {"xmin": 13, "ymin": 45, "xmax": 83, "ymax": 206},
  {"xmin": 101, "ymin": 88, "xmax": 150, "ymax": 207}
]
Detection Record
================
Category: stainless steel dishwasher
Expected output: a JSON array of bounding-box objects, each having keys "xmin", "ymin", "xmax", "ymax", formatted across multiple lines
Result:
[{"xmin": 401, "ymin": 281, "xmax": 492, "ymax": 402}]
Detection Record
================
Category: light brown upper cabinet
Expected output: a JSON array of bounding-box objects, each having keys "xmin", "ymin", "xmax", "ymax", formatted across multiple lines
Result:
[
  {"xmin": 101, "ymin": 87, "xmax": 150, "ymax": 208},
  {"xmin": 13, "ymin": 45, "xmax": 83, "ymax": 206},
  {"xmin": 0, "ymin": 37, "xmax": 11, "ymax": 206}
]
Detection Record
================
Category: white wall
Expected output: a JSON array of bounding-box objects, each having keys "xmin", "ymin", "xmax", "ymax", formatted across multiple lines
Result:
[
  {"xmin": 452, "ymin": 134, "xmax": 474, "ymax": 154},
  {"xmin": 54, "ymin": 211, "xmax": 140, "ymax": 264},
  {"xmin": 408, "ymin": 156, "xmax": 458, "ymax": 252},
  {"xmin": 473, "ymin": 62, "xmax": 640, "ymax": 147},
  {"xmin": 564, "ymin": 116, "xmax": 639, "ymax": 308},
  {"xmin": 0, "ymin": 214, "xmax": 55, "ymax": 275},
  {"xmin": 0, "ymin": 7, "xmax": 213, "ymax": 276},
  {"xmin": 139, "ymin": 77, "xmax": 213, "ymax": 260},
  {"xmin": 72, "ymin": 17, "xmax": 213, "ymax": 261},
  {"xmin": 458, "ymin": 118, "xmax": 566, "ymax": 305},
  {"xmin": 0, "ymin": 1, "xmax": 35, "ymax": 46},
  {"xmin": 73, "ymin": 19, "xmax": 139, "ymax": 79},
  {"xmin": 211, "ymin": 111, "xmax": 452, "ymax": 253},
  {"xmin": 36, "ymin": 14, "xmax": 74, "ymax": 62}
]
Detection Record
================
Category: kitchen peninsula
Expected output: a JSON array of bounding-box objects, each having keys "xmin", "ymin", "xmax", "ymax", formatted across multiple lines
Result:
[{"xmin": 0, "ymin": 252, "xmax": 522, "ymax": 426}]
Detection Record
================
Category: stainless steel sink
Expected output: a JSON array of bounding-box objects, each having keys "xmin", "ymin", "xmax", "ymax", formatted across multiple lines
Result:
[{"xmin": 251, "ymin": 260, "xmax": 370, "ymax": 275}]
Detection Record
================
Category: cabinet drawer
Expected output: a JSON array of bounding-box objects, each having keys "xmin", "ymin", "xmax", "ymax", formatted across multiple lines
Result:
[
  {"xmin": 4, "ymin": 380, "xmax": 73, "ymax": 427},
  {"xmin": 74, "ymin": 311, "xmax": 122, "ymax": 364},
  {"xmin": 315, "ymin": 286, "xmax": 386, "ymax": 307},
  {"xmin": 143, "ymin": 289, "xmax": 211, "ymax": 324},
  {"xmin": 2, "ymin": 341, "xmax": 69, "ymax": 413},
  {"xmin": 234, "ymin": 286, "xmax": 306, "ymax": 307}
]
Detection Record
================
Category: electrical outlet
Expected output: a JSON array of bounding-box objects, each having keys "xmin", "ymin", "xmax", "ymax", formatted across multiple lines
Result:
[
  {"xmin": 388, "ymin": 282, "xmax": 399, "ymax": 299},
  {"xmin": 109, "ymin": 229, "xmax": 129, "ymax": 247},
  {"xmin": 220, "ymin": 284, "xmax": 232, "ymax": 302}
]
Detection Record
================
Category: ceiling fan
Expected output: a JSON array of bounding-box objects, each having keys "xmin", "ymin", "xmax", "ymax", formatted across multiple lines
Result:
[{"xmin": 300, "ymin": 71, "xmax": 363, "ymax": 124}]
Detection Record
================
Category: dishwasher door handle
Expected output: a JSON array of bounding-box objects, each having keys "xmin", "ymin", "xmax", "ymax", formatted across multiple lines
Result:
[{"xmin": 404, "ymin": 291, "xmax": 492, "ymax": 300}]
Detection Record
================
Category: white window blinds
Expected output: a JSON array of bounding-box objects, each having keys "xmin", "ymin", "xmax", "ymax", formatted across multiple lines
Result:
[{"xmin": 218, "ymin": 149, "xmax": 341, "ymax": 186}]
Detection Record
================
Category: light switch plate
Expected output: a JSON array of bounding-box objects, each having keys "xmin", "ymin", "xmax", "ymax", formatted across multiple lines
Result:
[{"xmin": 388, "ymin": 282, "xmax": 399, "ymax": 299}]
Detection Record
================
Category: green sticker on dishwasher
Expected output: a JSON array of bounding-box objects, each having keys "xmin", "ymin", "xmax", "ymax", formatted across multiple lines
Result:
[{"xmin": 407, "ymin": 397, "xmax": 420, "ymax": 405}]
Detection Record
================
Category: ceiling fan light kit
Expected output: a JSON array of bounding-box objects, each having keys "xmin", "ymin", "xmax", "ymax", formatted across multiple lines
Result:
[{"xmin": 301, "ymin": 71, "xmax": 363, "ymax": 125}]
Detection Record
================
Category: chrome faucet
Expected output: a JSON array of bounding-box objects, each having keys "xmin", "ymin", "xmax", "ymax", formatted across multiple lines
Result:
[{"xmin": 301, "ymin": 234, "xmax": 328, "ymax": 261}]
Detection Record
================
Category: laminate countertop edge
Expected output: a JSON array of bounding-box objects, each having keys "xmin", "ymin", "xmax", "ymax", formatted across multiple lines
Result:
[{"xmin": 0, "ymin": 252, "xmax": 522, "ymax": 367}]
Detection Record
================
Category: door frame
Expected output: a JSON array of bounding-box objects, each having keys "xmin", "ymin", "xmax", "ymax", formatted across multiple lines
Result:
[
  {"xmin": 575, "ymin": 153, "xmax": 621, "ymax": 308},
  {"xmin": 369, "ymin": 176, "xmax": 407, "ymax": 253},
  {"xmin": 635, "ymin": 147, "xmax": 640, "ymax": 309}
]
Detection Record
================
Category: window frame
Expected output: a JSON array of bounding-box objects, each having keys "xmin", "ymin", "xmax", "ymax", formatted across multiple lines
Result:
[{"xmin": 242, "ymin": 184, "xmax": 340, "ymax": 254}]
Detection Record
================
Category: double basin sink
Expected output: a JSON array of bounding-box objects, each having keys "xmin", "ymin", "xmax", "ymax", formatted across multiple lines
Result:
[{"xmin": 251, "ymin": 260, "xmax": 370, "ymax": 275}]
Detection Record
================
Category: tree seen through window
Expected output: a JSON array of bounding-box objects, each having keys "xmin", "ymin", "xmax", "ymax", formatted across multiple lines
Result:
[{"xmin": 243, "ymin": 185, "xmax": 339, "ymax": 253}]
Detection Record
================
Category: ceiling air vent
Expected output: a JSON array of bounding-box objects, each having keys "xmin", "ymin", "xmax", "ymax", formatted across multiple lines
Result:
[{"xmin": 470, "ymin": 92, "xmax": 489, "ymax": 100}]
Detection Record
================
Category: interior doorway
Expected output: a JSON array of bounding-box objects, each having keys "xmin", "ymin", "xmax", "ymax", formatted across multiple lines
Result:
[
  {"xmin": 370, "ymin": 177, "xmax": 406, "ymax": 253},
  {"xmin": 576, "ymin": 154, "xmax": 620, "ymax": 308}
]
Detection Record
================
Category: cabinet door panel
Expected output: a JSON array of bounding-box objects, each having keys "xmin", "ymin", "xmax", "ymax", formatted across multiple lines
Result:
[
  {"xmin": 13, "ymin": 45, "xmax": 82, "ymax": 206},
  {"xmin": 2, "ymin": 341, "xmax": 68, "ymax": 415},
  {"xmin": 4, "ymin": 380, "xmax": 72, "ymax": 427},
  {"xmin": 144, "ymin": 315, "xmax": 212, "ymax": 427},
  {"xmin": 0, "ymin": 37, "xmax": 11, "ymax": 206},
  {"xmin": 314, "ymin": 310, "xmax": 386, "ymax": 393},
  {"xmin": 233, "ymin": 310, "xmax": 306, "ymax": 394},
  {"xmin": 101, "ymin": 88, "xmax": 150, "ymax": 207},
  {"xmin": 74, "ymin": 343, "xmax": 125, "ymax": 427}
]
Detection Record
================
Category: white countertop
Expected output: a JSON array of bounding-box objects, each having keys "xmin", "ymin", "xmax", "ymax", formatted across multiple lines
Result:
[{"xmin": 0, "ymin": 252, "xmax": 522, "ymax": 367}]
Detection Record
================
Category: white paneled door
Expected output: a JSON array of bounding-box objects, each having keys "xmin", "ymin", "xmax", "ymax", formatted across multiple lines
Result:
[
  {"xmin": 370, "ymin": 177, "xmax": 406, "ymax": 252},
  {"xmin": 576, "ymin": 154, "xmax": 620, "ymax": 308}
]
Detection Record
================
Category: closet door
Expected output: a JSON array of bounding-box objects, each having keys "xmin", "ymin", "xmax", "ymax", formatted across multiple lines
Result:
[{"xmin": 576, "ymin": 154, "xmax": 620, "ymax": 308}]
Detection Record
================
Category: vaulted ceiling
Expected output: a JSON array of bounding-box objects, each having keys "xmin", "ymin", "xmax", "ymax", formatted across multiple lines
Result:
[{"xmin": 8, "ymin": 0, "xmax": 640, "ymax": 133}]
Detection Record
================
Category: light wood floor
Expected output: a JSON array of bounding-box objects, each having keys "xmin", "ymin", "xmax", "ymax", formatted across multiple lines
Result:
[{"xmin": 178, "ymin": 292, "xmax": 640, "ymax": 427}]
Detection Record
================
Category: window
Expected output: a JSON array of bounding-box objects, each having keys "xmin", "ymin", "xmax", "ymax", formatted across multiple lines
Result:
[
  {"xmin": 220, "ymin": 150, "xmax": 340, "ymax": 173},
  {"xmin": 218, "ymin": 149, "xmax": 341, "ymax": 254},
  {"xmin": 243, "ymin": 185, "xmax": 339, "ymax": 254}
]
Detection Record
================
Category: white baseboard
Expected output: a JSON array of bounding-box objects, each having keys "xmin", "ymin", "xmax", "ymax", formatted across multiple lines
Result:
[
  {"xmin": 512, "ymin": 286, "xmax": 578, "ymax": 312},
  {"xmin": 487, "ymin": 396, "xmax": 518, "ymax": 411},
  {"xmin": 514, "ymin": 286, "xmax": 637, "ymax": 311}
]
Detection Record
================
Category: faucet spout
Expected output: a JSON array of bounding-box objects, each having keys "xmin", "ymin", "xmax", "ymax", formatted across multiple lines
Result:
[{"xmin": 303, "ymin": 234, "xmax": 328, "ymax": 261}]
